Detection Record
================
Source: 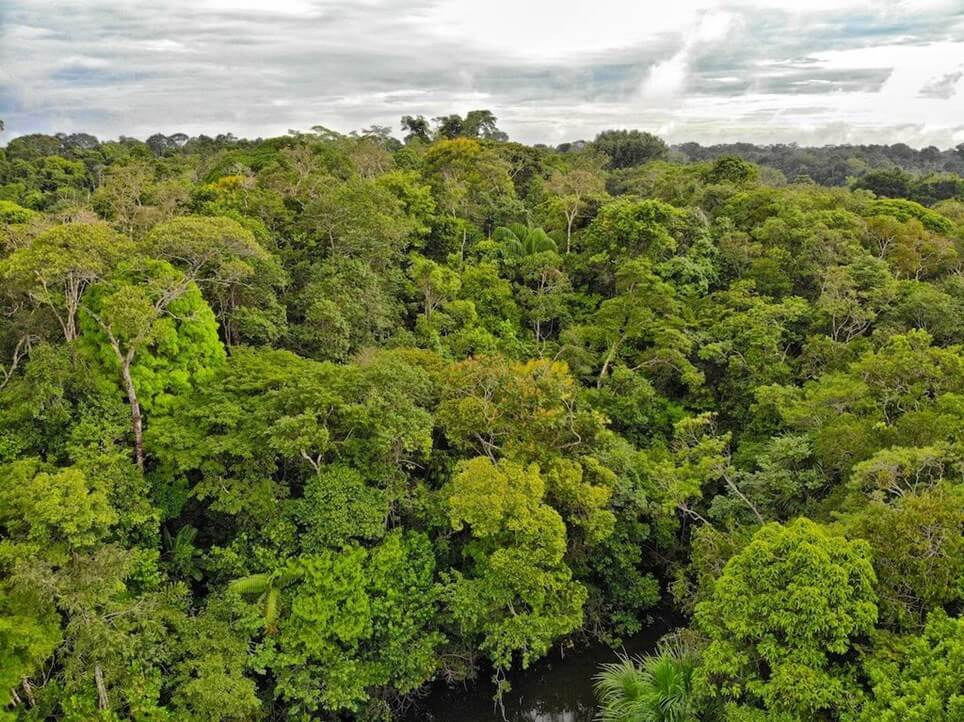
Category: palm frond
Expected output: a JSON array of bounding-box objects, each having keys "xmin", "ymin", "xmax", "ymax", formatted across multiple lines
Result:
[
  {"xmin": 228, "ymin": 573, "xmax": 272, "ymax": 596},
  {"xmin": 594, "ymin": 650, "xmax": 696, "ymax": 722}
]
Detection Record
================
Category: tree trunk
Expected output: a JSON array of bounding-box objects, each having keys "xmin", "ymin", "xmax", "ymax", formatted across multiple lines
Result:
[
  {"xmin": 597, "ymin": 339, "xmax": 620, "ymax": 389},
  {"xmin": 120, "ymin": 356, "xmax": 145, "ymax": 472},
  {"xmin": 566, "ymin": 210, "xmax": 576, "ymax": 254},
  {"xmin": 94, "ymin": 665, "xmax": 109, "ymax": 711},
  {"xmin": 21, "ymin": 678, "xmax": 35, "ymax": 707}
]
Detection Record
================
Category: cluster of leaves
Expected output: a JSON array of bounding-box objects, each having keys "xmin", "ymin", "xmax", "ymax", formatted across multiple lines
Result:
[{"xmin": 0, "ymin": 119, "xmax": 961, "ymax": 722}]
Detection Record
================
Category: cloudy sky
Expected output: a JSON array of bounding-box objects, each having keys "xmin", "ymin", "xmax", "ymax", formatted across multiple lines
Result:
[{"xmin": 2, "ymin": 0, "xmax": 963, "ymax": 147}]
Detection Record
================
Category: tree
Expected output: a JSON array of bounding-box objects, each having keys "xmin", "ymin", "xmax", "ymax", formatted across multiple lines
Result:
[
  {"xmin": 79, "ymin": 260, "xmax": 224, "ymax": 470},
  {"xmin": 545, "ymin": 165, "xmax": 607, "ymax": 252},
  {"xmin": 457, "ymin": 261, "xmax": 522, "ymax": 336},
  {"xmin": 422, "ymin": 138, "xmax": 516, "ymax": 256},
  {"xmin": 814, "ymin": 255, "xmax": 895, "ymax": 342},
  {"xmin": 148, "ymin": 347, "xmax": 434, "ymax": 519},
  {"xmin": 146, "ymin": 133, "xmax": 178, "ymax": 156},
  {"xmin": 400, "ymin": 114, "xmax": 431, "ymax": 143},
  {"xmin": 463, "ymin": 109, "xmax": 508, "ymax": 141},
  {"xmin": 92, "ymin": 161, "xmax": 188, "ymax": 238},
  {"xmin": 252, "ymin": 532, "xmax": 443, "ymax": 717},
  {"xmin": 432, "ymin": 113, "xmax": 465, "ymax": 139},
  {"xmin": 565, "ymin": 258, "xmax": 698, "ymax": 392},
  {"xmin": 582, "ymin": 198, "xmax": 684, "ymax": 284},
  {"xmin": 0, "ymin": 584, "xmax": 61, "ymax": 712},
  {"xmin": 517, "ymin": 249, "xmax": 571, "ymax": 347},
  {"xmin": 444, "ymin": 457, "xmax": 586, "ymax": 675},
  {"xmin": 299, "ymin": 175, "xmax": 414, "ymax": 265},
  {"xmin": 408, "ymin": 253, "xmax": 461, "ymax": 321},
  {"xmin": 696, "ymin": 282, "xmax": 809, "ymax": 422},
  {"xmin": 704, "ymin": 156, "xmax": 758, "ymax": 185},
  {"xmin": 853, "ymin": 168, "xmax": 913, "ymax": 199},
  {"xmin": 886, "ymin": 219, "xmax": 956, "ymax": 279},
  {"xmin": 693, "ymin": 518, "xmax": 878, "ymax": 719},
  {"xmin": 293, "ymin": 256, "xmax": 402, "ymax": 361},
  {"xmin": 845, "ymin": 484, "xmax": 963, "ymax": 630},
  {"xmin": 141, "ymin": 215, "xmax": 282, "ymax": 345},
  {"xmin": 644, "ymin": 413, "xmax": 732, "ymax": 527},
  {"xmin": 429, "ymin": 110, "xmax": 508, "ymax": 141},
  {"xmin": 493, "ymin": 223, "xmax": 557, "ymax": 257},
  {"xmin": 295, "ymin": 464, "xmax": 389, "ymax": 550},
  {"xmin": 438, "ymin": 355, "xmax": 603, "ymax": 464},
  {"xmin": 2, "ymin": 222, "xmax": 133, "ymax": 342},
  {"xmin": 167, "ymin": 598, "xmax": 261, "ymax": 722},
  {"xmin": 592, "ymin": 130, "xmax": 668, "ymax": 169}
]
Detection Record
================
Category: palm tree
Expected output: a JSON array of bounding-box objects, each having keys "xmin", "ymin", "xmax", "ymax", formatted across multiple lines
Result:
[
  {"xmin": 594, "ymin": 649, "xmax": 696, "ymax": 722},
  {"xmin": 228, "ymin": 567, "xmax": 302, "ymax": 635},
  {"xmin": 162, "ymin": 525, "xmax": 203, "ymax": 581},
  {"xmin": 493, "ymin": 223, "xmax": 558, "ymax": 257}
]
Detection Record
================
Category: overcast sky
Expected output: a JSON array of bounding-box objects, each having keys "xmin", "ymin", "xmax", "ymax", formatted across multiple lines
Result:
[{"xmin": 2, "ymin": 0, "xmax": 963, "ymax": 147}]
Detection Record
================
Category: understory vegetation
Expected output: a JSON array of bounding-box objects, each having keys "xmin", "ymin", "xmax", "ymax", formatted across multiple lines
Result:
[{"xmin": 1, "ymin": 115, "xmax": 962, "ymax": 721}]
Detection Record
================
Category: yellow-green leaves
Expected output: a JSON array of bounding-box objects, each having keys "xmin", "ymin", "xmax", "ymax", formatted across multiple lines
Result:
[
  {"xmin": 694, "ymin": 518, "xmax": 878, "ymax": 718},
  {"xmin": 0, "ymin": 459, "xmax": 116, "ymax": 558},
  {"xmin": 858, "ymin": 610, "xmax": 964, "ymax": 722},
  {"xmin": 445, "ymin": 458, "xmax": 585, "ymax": 669},
  {"xmin": 255, "ymin": 532, "xmax": 442, "ymax": 716},
  {"xmin": 448, "ymin": 457, "xmax": 563, "ymax": 555}
]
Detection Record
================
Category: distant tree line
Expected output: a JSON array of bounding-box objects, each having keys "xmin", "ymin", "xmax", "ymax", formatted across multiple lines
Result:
[
  {"xmin": 670, "ymin": 139, "xmax": 964, "ymax": 188},
  {"xmin": 6, "ymin": 117, "xmax": 963, "ymax": 208}
]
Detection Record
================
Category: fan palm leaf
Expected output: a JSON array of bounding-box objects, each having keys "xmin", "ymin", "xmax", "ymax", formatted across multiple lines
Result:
[
  {"xmin": 494, "ymin": 224, "xmax": 558, "ymax": 257},
  {"xmin": 594, "ymin": 650, "xmax": 696, "ymax": 722}
]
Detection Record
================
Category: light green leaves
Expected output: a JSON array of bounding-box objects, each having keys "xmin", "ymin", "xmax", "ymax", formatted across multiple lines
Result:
[{"xmin": 694, "ymin": 518, "xmax": 878, "ymax": 718}]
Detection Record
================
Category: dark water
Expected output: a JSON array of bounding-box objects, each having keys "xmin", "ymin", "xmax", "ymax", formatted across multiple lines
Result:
[{"xmin": 402, "ymin": 616, "xmax": 678, "ymax": 722}]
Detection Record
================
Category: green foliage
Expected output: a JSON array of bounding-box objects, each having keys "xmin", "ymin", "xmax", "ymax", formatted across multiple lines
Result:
[
  {"xmin": 295, "ymin": 464, "xmax": 388, "ymax": 550},
  {"xmin": 78, "ymin": 259, "xmax": 226, "ymax": 414},
  {"xmin": 1, "ymin": 125, "xmax": 962, "ymax": 722},
  {"xmin": 494, "ymin": 223, "xmax": 558, "ymax": 256},
  {"xmin": 856, "ymin": 610, "xmax": 963, "ymax": 722},
  {"xmin": 595, "ymin": 648, "xmax": 697, "ymax": 722},
  {"xmin": 445, "ymin": 457, "xmax": 587, "ymax": 670},
  {"xmin": 292, "ymin": 256, "xmax": 401, "ymax": 360},
  {"xmin": 0, "ymin": 199, "xmax": 39, "ymax": 224},
  {"xmin": 438, "ymin": 355, "xmax": 604, "ymax": 463},
  {"xmin": 867, "ymin": 197, "xmax": 955, "ymax": 234},
  {"xmin": 0, "ymin": 586, "xmax": 61, "ymax": 708},
  {"xmin": 0, "ymin": 458, "xmax": 116, "ymax": 556},
  {"xmin": 584, "ymin": 198, "xmax": 682, "ymax": 267},
  {"xmin": 694, "ymin": 519, "xmax": 878, "ymax": 719},
  {"xmin": 255, "ymin": 531, "xmax": 443, "ymax": 716},
  {"xmin": 592, "ymin": 129, "xmax": 669, "ymax": 169},
  {"xmin": 2, "ymin": 222, "xmax": 133, "ymax": 341},
  {"xmin": 168, "ymin": 598, "xmax": 261, "ymax": 722},
  {"xmin": 704, "ymin": 156, "xmax": 759, "ymax": 186},
  {"xmin": 844, "ymin": 484, "xmax": 963, "ymax": 630},
  {"xmin": 141, "ymin": 215, "xmax": 285, "ymax": 344},
  {"xmin": 299, "ymin": 174, "xmax": 415, "ymax": 263}
]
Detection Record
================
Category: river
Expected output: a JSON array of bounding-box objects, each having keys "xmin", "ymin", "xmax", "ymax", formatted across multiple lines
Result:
[{"xmin": 402, "ymin": 615, "xmax": 679, "ymax": 722}]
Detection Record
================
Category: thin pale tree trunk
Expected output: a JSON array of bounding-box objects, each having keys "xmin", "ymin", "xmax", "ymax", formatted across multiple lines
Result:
[{"xmin": 119, "ymin": 355, "xmax": 145, "ymax": 472}]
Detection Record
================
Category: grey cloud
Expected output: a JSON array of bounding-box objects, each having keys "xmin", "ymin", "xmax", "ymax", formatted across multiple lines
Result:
[
  {"xmin": 0, "ymin": 0, "xmax": 962, "ymax": 146},
  {"xmin": 919, "ymin": 71, "xmax": 962, "ymax": 99},
  {"xmin": 753, "ymin": 68, "xmax": 893, "ymax": 95}
]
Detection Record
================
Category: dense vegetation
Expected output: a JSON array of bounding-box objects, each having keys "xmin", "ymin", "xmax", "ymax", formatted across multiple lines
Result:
[
  {"xmin": 1, "ymin": 113, "xmax": 962, "ymax": 722},
  {"xmin": 671, "ymin": 140, "xmax": 964, "ymax": 190}
]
